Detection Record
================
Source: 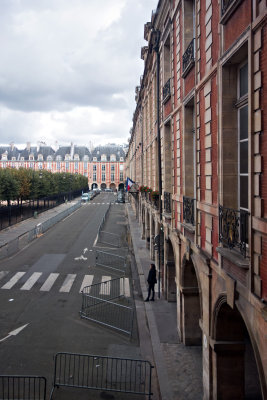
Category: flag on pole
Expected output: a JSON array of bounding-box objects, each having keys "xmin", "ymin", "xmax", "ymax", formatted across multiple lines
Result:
[{"xmin": 126, "ymin": 177, "xmax": 135, "ymax": 191}]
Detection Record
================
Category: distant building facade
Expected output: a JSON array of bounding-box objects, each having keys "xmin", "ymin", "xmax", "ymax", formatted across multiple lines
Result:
[
  {"xmin": 0, "ymin": 142, "xmax": 126, "ymax": 191},
  {"xmin": 126, "ymin": 0, "xmax": 267, "ymax": 398}
]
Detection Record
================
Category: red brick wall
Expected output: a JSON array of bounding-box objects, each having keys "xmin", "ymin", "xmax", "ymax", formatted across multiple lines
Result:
[
  {"xmin": 199, "ymin": 88, "xmax": 206, "ymax": 202},
  {"xmin": 261, "ymin": 236, "xmax": 267, "ymax": 300},
  {"xmin": 223, "ymin": 0, "xmax": 251, "ymax": 52},
  {"xmin": 211, "ymin": 0, "xmax": 219, "ymax": 65},
  {"xmin": 260, "ymin": 24, "xmax": 267, "ymax": 300},
  {"xmin": 200, "ymin": 0, "xmax": 206, "ymax": 80},
  {"xmin": 211, "ymin": 75, "xmax": 218, "ymax": 205},
  {"xmin": 261, "ymin": 24, "xmax": 267, "ymax": 218},
  {"xmin": 184, "ymin": 66, "xmax": 195, "ymax": 97},
  {"xmin": 163, "ymin": 98, "xmax": 172, "ymax": 120},
  {"xmin": 173, "ymin": 18, "xmax": 178, "ymax": 109}
]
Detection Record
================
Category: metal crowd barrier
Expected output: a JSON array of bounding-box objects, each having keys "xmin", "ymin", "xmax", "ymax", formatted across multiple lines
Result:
[
  {"xmin": 50, "ymin": 352, "xmax": 153, "ymax": 399},
  {"xmin": 95, "ymin": 250, "xmax": 126, "ymax": 273},
  {"xmin": 0, "ymin": 375, "xmax": 47, "ymax": 400},
  {"xmin": 98, "ymin": 230, "xmax": 121, "ymax": 247},
  {"xmin": 80, "ymin": 277, "xmax": 134, "ymax": 336}
]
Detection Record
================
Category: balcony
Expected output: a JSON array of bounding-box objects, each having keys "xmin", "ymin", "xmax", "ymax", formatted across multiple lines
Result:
[
  {"xmin": 219, "ymin": 205, "xmax": 249, "ymax": 258},
  {"xmin": 220, "ymin": 0, "xmax": 243, "ymax": 24},
  {"xmin": 183, "ymin": 196, "xmax": 195, "ymax": 226},
  {"xmin": 164, "ymin": 192, "xmax": 172, "ymax": 214},
  {"xmin": 162, "ymin": 78, "xmax": 171, "ymax": 103},
  {"xmin": 182, "ymin": 38, "xmax": 195, "ymax": 77}
]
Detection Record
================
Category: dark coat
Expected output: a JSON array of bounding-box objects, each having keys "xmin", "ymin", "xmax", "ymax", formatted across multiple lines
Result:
[{"xmin": 147, "ymin": 268, "xmax": 157, "ymax": 285}]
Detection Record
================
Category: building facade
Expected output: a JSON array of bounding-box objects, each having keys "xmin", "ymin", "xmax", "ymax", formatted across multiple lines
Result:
[
  {"xmin": 0, "ymin": 142, "xmax": 126, "ymax": 191},
  {"xmin": 126, "ymin": 0, "xmax": 267, "ymax": 398}
]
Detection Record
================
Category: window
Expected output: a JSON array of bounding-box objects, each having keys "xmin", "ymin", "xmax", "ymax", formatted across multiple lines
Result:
[
  {"xmin": 111, "ymin": 165, "xmax": 115, "ymax": 172},
  {"xmin": 102, "ymin": 164, "xmax": 106, "ymax": 171},
  {"xmin": 237, "ymin": 62, "xmax": 248, "ymax": 211},
  {"xmin": 120, "ymin": 157, "xmax": 124, "ymax": 161},
  {"xmin": 30, "ymin": 162, "xmax": 34, "ymax": 169},
  {"xmin": 38, "ymin": 162, "xmax": 43, "ymax": 170},
  {"xmin": 47, "ymin": 155, "xmax": 52, "ymax": 161},
  {"xmin": 110, "ymin": 154, "xmax": 116, "ymax": 161},
  {"xmin": 120, "ymin": 173, "xmax": 124, "ymax": 181},
  {"xmin": 2, "ymin": 153, "xmax": 7, "ymax": 161},
  {"xmin": 57, "ymin": 162, "xmax": 60, "ymax": 170},
  {"xmin": 75, "ymin": 161, "xmax": 78, "ymax": 170},
  {"xmin": 12, "ymin": 157, "xmax": 16, "ymax": 161},
  {"xmin": 65, "ymin": 154, "xmax": 70, "ymax": 161},
  {"xmin": 93, "ymin": 165, "xmax": 97, "ymax": 171},
  {"xmin": 74, "ymin": 154, "xmax": 79, "ymax": 161},
  {"xmin": 111, "ymin": 173, "xmax": 115, "ymax": 181},
  {"xmin": 56, "ymin": 155, "xmax": 62, "ymax": 161},
  {"xmin": 93, "ymin": 157, "xmax": 97, "ymax": 161},
  {"xmin": 38, "ymin": 154, "xmax": 43, "ymax": 161},
  {"xmin": 47, "ymin": 162, "xmax": 52, "ymax": 170},
  {"xmin": 29, "ymin": 155, "xmax": 34, "ymax": 161},
  {"xmin": 2, "ymin": 162, "xmax": 6, "ymax": 168},
  {"xmin": 182, "ymin": 0, "xmax": 196, "ymax": 75},
  {"xmin": 102, "ymin": 173, "xmax": 106, "ymax": 181},
  {"xmin": 93, "ymin": 173, "xmax": 97, "ymax": 181},
  {"xmin": 101, "ymin": 154, "xmax": 107, "ymax": 161},
  {"xmin": 84, "ymin": 162, "xmax": 87, "ymax": 170},
  {"xmin": 66, "ymin": 162, "xmax": 69, "ymax": 170},
  {"xmin": 20, "ymin": 157, "xmax": 24, "ymax": 161}
]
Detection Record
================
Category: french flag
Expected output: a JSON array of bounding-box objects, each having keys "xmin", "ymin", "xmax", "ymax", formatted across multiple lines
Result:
[{"xmin": 126, "ymin": 177, "xmax": 134, "ymax": 191}]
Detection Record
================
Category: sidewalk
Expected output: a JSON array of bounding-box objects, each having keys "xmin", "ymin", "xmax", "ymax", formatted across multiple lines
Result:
[{"xmin": 127, "ymin": 203, "xmax": 203, "ymax": 400}]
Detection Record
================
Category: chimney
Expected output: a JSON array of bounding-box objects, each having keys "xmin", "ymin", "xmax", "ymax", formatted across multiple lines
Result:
[
  {"xmin": 10, "ymin": 142, "xmax": 15, "ymax": 151},
  {"xmin": 26, "ymin": 142, "xmax": 31, "ymax": 152}
]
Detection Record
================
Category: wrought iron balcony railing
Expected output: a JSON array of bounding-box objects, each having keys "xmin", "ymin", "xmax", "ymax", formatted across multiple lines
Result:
[
  {"xmin": 219, "ymin": 205, "xmax": 249, "ymax": 258},
  {"xmin": 182, "ymin": 38, "xmax": 195, "ymax": 75},
  {"xmin": 221, "ymin": 0, "xmax": 235, "ymax": 16},
  {"xmin": 164, "ymin": 192, "xmax": 172, "ymax": 214},
  {"xmin": 183, "ymin": 196, "xmax": 195, "ymax": 225},
  {"xmin": 162, "ymin": 78, "xmax": 171, "ymax": 102}
]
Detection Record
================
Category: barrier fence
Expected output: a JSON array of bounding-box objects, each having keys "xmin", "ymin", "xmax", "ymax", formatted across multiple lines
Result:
[
  {"xmin": 80, "ymin": 277, "xmax": 134, "ymax": 336},
  {"xmin": 98, "ymin": 231, "xmax": 121, "ymax": 247},
  {"xmin": 0, "ymin": 188, "xmax": 86, "ymax": 231},
  {"xmin": 50, "ymin": 352, "xmax": 153, "ymax": 399},
  {"xmin": 0, "ymin": 375, "xmax": 47, "ymax": 400},
  {"xmin": 95, "ymin": 250, "xmax": 126, "ymax": 274}
]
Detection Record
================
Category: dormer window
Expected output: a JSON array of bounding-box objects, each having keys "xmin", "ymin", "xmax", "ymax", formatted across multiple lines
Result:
[
  {"xmin": 120, "ymin": 157, "xmax": 124, "ymax": 161},
  {"xmin": 74, "ymin": 154, "xmax": 80, "ymax": 161},
  {"xmin": 29, "ymin": 154, "xmax": 34, "ymax": 161},
  {"xmin": 20, "ymin": 157, "xmax": 24, "ymax": 161},
  {"xmin": 101, "ymin": 154, "xmax": 107, "ymax": 162},
  {"xmin": 38, "ymin": 154, "xmax": 43, "ymax": 161},
  {"xmin": 56, "ymin": 155, "xmax": 62, "ymax": 161},
  {"xmin": 47, "ymin": 155, "xmax": 53, "ymax": 161},
  {"xmin": 110, "ymin": 154, "xmax": 116, "ymax": 162},
  {"xmin": 83, "ymin": 155, "xmax": 89, "ymax": 161},
  {"xmin": 65, "ymin": 154, "xmax": 71, "ymax": 161},
  {"xmin": 2, "ymin": 153, "xmax": 8, "ymax": 161},
  {"xmin": 93, "ymin": 157, "xmax": 97, "ymax": 161}
]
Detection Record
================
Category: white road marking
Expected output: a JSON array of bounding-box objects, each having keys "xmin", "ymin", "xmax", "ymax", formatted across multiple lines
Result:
[
  {"xmin": 20, "ymin": 272, "xmax": 42, "ymax": 290},
  {"xmin": 40, "ymin": 273, "xmax": 59, "ymax": 291},
  {"xmin": 1, "ymin": 272, "xmax": 26, "ymax": 289},
  {"xmin": 79, "ymin": 275, "xmax": 94, "ymax": 293},
  {"xmin": 59, "ymin": 274, "xmax": 76, "ymax": 292},
  {"xmin": 0, "ymin": 323, "xmax": 29, "ymax": 343},
  {"xmin": 74, "ymin": 255, "xmax": 87, "ymax": 261},
  {"xmin": 120, "ymin": 277, "xmax": 130, "ymax": 297},
  {"xmin": 100, "ymin": 276, "xmax": 111, "ymax": 295}
]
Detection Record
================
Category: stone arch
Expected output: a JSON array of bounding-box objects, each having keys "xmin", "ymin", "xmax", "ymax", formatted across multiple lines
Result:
[
  {"xmin": 91, "ymin": 183, "xmax": 98, "ymax": 190},
  {"xmin": 110, "ymin": 183, "xmax": 116, "ymax": 191},
  {"xmin": 180, "ymin": 254, "xmax": 202, "ymax": 345},
  {"xmin": 165, "ymin": 238, "xmax": 177, "ymax": 302},
  {"xmin": 100, "ymin": 183, "xmax": 106, "ymax": 190},
  {"xmin": 118, "ymin": 183, "xmax": 124, "ymax": 191},
  {"xmin": 212, "ymin": 296, "xmax": 265, "ymax": 399}
]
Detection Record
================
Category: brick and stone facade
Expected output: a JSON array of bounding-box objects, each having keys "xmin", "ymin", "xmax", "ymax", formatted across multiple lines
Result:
[
  {"xmin": 0, "ymin": 142, "xmax": 126, "ymax": 191},
  {"xmin": 126, "ymin": 0, "xmax": 267, "ymax": 398}
]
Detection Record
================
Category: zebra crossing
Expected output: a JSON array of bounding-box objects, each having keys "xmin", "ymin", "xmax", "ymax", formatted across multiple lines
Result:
[{"xmin": 0, "ymin": 270, "xmax": 131, "ymax": 297}]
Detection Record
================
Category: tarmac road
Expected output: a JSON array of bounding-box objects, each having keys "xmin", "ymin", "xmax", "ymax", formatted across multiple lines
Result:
[{"xmin": 0, "ymin": 193, "xmax": 144, "ymax": 399}]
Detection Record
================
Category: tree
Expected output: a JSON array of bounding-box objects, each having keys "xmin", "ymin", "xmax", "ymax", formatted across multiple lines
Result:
[{"xmin": 0, "ymin": 168, "xmax": 20, "ymax": 206}]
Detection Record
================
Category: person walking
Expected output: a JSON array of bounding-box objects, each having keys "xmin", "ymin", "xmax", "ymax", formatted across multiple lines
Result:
[{"xmin": 145, "ymin": 264, "xmax": 157, "ymax": 301}]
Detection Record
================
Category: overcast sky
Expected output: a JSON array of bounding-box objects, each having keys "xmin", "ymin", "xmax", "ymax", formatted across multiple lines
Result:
[{"xmin": 0, "ymin": 0, "xmax": 157, "ymax": 149}]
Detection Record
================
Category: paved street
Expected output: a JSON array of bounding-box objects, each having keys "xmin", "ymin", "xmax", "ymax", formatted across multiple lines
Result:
[{"xmin": 0, "ymin": 193, "xmax": 145, "ymax": 400}]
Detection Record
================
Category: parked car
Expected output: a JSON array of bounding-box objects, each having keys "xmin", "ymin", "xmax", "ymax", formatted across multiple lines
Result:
[
  {"xmin": 105, "ymin": 188, "xmax": 112, "ymax": 192},
  {"xmin": 81, "ymin": 193, "xmax": 90, "ymax": 203}
]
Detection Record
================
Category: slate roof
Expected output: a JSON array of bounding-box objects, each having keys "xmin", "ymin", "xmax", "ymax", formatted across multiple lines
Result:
[{"xmin": 91, "ymin": 145, "xmax": 125, "ymax": 161}]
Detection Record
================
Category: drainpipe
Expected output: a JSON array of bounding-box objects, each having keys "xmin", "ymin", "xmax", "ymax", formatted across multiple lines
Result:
[{"xmin": 153, "ymin": 29, "xmax": 162, "ymax": 298}]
